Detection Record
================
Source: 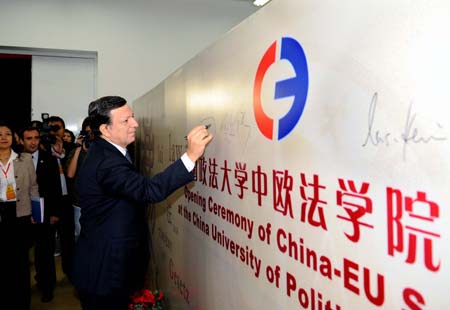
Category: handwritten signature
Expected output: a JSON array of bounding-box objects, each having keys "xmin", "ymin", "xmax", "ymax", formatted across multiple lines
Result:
[
  {"xmin": 362, "ymin": 92, "xmax": 447, "ymax": 160},
  {"xmin": 221, "ymin": 112, "xmax": 251, "ymax": 151}
]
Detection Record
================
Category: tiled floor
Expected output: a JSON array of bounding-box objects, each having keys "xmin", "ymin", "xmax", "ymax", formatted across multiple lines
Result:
[{"xmin": 30, "ymin": 256, "xmax": 81, "ymax": 310}]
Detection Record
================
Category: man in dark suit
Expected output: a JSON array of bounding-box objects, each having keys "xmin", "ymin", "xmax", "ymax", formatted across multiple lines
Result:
[
  {"xmin": 73, "ymin": 96, "xmax": 213, "ymax": 310},
  {"xmin": 19, "ymin": 126, "xmax": 62, "ymax": 303}
]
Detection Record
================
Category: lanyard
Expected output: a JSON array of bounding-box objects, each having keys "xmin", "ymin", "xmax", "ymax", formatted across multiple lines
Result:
[{"xmin": 1, "ymin": 162, "xmax": 10, "ymax": 179}]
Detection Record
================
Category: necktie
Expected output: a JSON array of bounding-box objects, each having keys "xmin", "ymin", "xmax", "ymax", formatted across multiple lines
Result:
[{"xmin": 125, "ymin": 151, "xmax": 132, "ymax": 163}]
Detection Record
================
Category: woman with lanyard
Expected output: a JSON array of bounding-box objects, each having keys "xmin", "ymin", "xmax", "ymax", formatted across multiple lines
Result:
[{"xmin": 0, "ymin": 121, "xmax": 39, "ymax": 310}]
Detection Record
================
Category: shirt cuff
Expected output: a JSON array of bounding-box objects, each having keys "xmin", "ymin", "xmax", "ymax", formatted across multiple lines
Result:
[{"xmin": 181, "ymin": 152, "xmax": 195, "ymax": 172}]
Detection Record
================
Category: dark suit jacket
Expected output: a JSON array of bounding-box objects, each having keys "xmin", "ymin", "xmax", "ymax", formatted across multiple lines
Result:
[
  {"xmin": 72, "ymin": 137, "xmax": 194, "ymax": 296},
  {"xmin": 35, "ymin": 150, "xmax": 63, "ymax": 220}
]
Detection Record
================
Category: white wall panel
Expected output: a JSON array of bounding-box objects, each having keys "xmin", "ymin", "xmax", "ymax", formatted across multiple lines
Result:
[{"xmin": 32, "ymin": 55, "xmax": 96, "ymax": 133}]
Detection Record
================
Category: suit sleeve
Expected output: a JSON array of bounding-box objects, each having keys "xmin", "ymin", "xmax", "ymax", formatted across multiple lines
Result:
[{"xmin": 97, "ymin": 157, "xmax": 194, "ymax": 204}]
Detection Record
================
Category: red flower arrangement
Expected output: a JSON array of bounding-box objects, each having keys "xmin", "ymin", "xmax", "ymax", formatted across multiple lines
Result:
[{"xmin": 129, "ymin": 289, "xmax": 165, "ymax": 310}]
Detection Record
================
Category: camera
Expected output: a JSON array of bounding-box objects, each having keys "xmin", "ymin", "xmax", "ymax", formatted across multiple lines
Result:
[
  {"xmin": 78, "ymin": 129, "xmax": 92, "ymax": 149},
  {"xmin": 40, "ymin": 113, "xmax": 60, "ymax": 147}
]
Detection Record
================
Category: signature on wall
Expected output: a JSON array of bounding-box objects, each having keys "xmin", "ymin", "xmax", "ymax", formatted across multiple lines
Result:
[{"xmin": 362, "ymin": 92, "xmax": 447, "ymax": 161}]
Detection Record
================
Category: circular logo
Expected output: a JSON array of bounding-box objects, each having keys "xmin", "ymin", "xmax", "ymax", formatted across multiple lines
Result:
[{"xmin": 253, "ymin": 37, "xmax": 309, "ymax": 140}]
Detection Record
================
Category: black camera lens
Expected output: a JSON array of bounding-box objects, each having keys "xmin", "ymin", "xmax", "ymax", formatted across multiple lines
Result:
[
  {"xmin": 39, "ymin": 113, "xmax": 58, "ymax": 147},
  {"xmin": 78, "ymin": 130, "xmax": 93, "ymax": 149},
  {"xmin": 49, "ymin": 124, "xmax": 60, "ymax": 132}
]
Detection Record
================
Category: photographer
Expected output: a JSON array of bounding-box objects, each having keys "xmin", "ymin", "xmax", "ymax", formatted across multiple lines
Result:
[
  {"xmin": 40, "ymin": 114, "xmax": 72, "ymax": 156},
  {"xmin": 44, "ymin": 115, "xmax": 75, "ymax": 280},
  {"xmin": 65, "ymin": 117, "xmax": 93, "ymax": 238}
]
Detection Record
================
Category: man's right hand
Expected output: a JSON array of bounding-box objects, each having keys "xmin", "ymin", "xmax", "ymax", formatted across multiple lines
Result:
[{"xmin": 186, "ymin": 125, "xmax": 214, "ymax": 162}]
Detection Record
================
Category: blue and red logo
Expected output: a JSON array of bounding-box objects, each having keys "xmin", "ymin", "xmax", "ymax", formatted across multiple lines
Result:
[{"xmin": 253, "ymin": 37, "xmax": 309, "ymax": 140}]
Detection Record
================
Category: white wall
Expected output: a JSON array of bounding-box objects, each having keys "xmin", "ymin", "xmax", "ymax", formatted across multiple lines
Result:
[
  {"xmin": 0, "ymin": 0, "xmax": 257, "ymax": 104},
  {"xmin": 32, "ymin": 56, "xmax": 96, "ymax": 132}
]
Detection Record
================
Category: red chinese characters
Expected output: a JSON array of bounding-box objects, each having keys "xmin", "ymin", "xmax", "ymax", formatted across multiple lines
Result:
[
  {"xmin": 336, "ymin": 179, "xmax": 374, "ymax": 242},
  {"xmin": 387, "ymin": 188, "xmax": 441, "ymax": 272},
  {"xmin": 299, "ymin": 173, "xmax": 327, "ymax": 230},
  {"xmin": 192, "ymin": 156, "xmax": 442, "ymax": 273},
  {"xmin": 273, "ymin": 169, "xmax": 294, "ymax": 219}
]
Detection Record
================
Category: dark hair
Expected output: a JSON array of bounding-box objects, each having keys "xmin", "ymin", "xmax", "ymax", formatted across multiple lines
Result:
[
  {"xmin": 81, "ymin": 116, "xmax": 91, "ymax": 132},
  {"xmin": 19, "ymin": 126, "xmax": 40, "ymax": 140},
  {"xmin": 48, "ymin": 116, "xmax": 66, "ymax": 129},
  {"xmin": 30, "ymin": 120, "xmax": 43, "ymax": 130},
  {"xmin": 88, "ymin": 96, "xmax": 127, "ymax": 137},
  {"xmin": 64, "ymin": 129, "xmax": 76, "ymax": 142}
]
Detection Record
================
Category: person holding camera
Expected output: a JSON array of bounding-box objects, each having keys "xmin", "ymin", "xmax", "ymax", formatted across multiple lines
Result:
[
  {"xmin": 65, "ymin": 117, "xmax": 93, "ymax": 238},
  {"xmin": 46, "ymin": 116, "xmax": 75, "ymax": 280}
]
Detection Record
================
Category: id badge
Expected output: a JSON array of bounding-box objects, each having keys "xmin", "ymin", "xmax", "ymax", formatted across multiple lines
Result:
[{"xmin": 6, "ymin": 184, "xmax": 16, "ymax": 200}]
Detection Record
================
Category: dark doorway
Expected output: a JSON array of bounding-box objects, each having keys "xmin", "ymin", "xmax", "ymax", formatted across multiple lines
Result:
[{"xmin": 0, "ymin": 53, "xmax": 32, "ymax": 133}]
